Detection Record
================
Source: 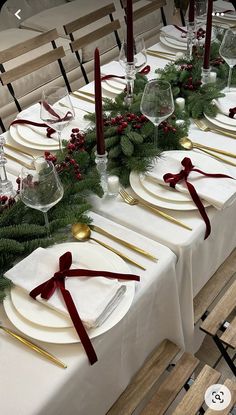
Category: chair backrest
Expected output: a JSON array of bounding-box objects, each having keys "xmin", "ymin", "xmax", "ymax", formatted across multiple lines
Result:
[
  {"xmin": 121, "ymin": 0, "xmax": 166, "ymax": 21},
  {"xmin": 0, "ymin": 29, "xmax": 70, "ymax": 110},
  {"xmin": 63, "ymin": 3, "xmax": 121, "ymax": 83}
]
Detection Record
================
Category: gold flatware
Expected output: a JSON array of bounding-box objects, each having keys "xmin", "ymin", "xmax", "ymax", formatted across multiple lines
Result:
[
  {"xmin": 91, "ymin": 224, "xmax": 157, "ymax": 261},
  {"xmin": 70, "ymin": 92, "xmax": 95, "ymax": 104},
  {"xmin": 180, "ymin": 137, "xmax": 236, "ymax": 167},
  {"xmin": 193, "ymin": 118, "xmax": 236, "ymax": 140},
  {"xmin": 59, "ymin": 102, "xmax": 91, "ymax": 114},
  {"xmin": 180, "ymin": 137, "xmax": 236, "ymax": 159},
  {"xmin": 5, "ymin": 153, "xmax": 34, "ymax": 169},
  {"xmin": 147, "ymin": 49, "xmax": 175, "ymax": 56},
  {"xmin": 146, "ymin": 51, "xmax": 173, "ymax": 61},
  {"xmin": 0, "ymin": 322, "xmax": 67, "ymax": 368},
  {"xmin": 74, "ymin": 90, "xmax": 107, "ymax": 103},
  {"xmin": 4, "ymin": 144, "xmax": 35, "ymax": 159},
  {"xmin": 71, "ymin": 223, "xmax": 146, "ymax": 270},
  {"xmin": 119, "ymin": 188, "xmax": 192, "ymax": 231}
]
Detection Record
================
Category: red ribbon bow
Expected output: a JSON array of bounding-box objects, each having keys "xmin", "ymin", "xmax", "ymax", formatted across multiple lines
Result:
[
  {"xmin": 10, "ymin": 119, "xmax": 56, "ymax": 138},
  {"xmin": 30, "ymin": 251, "xmax": 140, "ymax": 365},
  {"xmin": 229, "ymin": 107, "xmax": 236, "ymax": 119},
  {"xmin": 101, "ymin": 65, "xmax": 150, "ymax": 81},
  {"xmin": 163, "ymin": 157, "xmax": 234, "ymax": 239}
]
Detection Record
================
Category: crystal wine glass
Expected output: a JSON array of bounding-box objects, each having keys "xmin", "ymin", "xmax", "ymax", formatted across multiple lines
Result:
[
  {"xmin": 119, "ymin": 35, "xmax": 147, "ymax": 105},
  {"xmin": 219, "ymin": 29, "xmax": 236, "ymax": 92},
  {"xmin": 20, "ymin": 157, "xmax": 64, "ymax": 236},
  {"xmin": 140, "ymin": 80, "xmax": 174, "ymax": 146},
  {"xmin": 40, "ymin": 86, "xmax": 75, "ymax": 152}
]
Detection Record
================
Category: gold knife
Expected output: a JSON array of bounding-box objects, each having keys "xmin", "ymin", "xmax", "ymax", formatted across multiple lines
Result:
[
  {"xmin": 0, "ymin": 323, "xmax": 67, "ymax": 368},
  {"xmin": 5, "ymin": 143, "xmax": 35, "ymax": 159},
  {"xmin": 73, "ymin": 90, "xmax": 107, "ymax": 103},
  {"xmin": 91, "ymin": 224, "xmax": 157, "ymax": 261},
  {"xmin": 89, "ymin": 237, "xmax": 146, "ymax": 270},
  {"xmin": 146, "ymin": 51, "xmax": 173, "ymax": 61},
  {"xmin": 5, "ymin": 153, "xmax": 34, "ymax": 169},
  {"xmin": 71, "ymin": 92, "xmax": 95, "ymax": 104}
]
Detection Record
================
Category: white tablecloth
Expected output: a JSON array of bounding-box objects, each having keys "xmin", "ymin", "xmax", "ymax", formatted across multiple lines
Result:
[
  {"xmin": 2, "ymin": 41, "xmax": 236, "ymax": 414},
  {"xmin": 0, "ymin": 212, "xmax": 183, "ymax": 415}
]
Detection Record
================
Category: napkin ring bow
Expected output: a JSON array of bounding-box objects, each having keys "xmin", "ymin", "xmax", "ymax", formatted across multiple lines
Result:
[
  {"xmin": 30, "ymin": 251, "xmax": 139, "ymax": 365},
  {"xmin": 163, "ymin": 157, "xmax": 234, "ymax": 239}
]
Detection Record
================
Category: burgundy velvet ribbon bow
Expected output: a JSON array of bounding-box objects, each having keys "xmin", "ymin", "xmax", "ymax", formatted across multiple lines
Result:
[
  {"xmin": 163, "ymin": 157, "xmax": 234, "ymax": 239},
  {"xmin": 229, "ymin": 107, "xmax": 236, "ymax": 118},
  {"xmin": 10, "ymin": 119, "xmax": 56, "ymax": 138},
  {"xmin": 101, "ymin": 65, "xmax": 151, "ymax": 81},
  {"xmin": 30, "ymin": 251, "xmax": 140, "ymax": 365}
]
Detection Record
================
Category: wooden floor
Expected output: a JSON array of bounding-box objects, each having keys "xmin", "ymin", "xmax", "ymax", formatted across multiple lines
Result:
[{"xmin": 195, "ymin": 335, "xmax": 235, "ymax": 381}]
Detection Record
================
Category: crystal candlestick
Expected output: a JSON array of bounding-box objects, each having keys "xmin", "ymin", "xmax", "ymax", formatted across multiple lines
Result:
[
  {"xmin": 125, "ymin": 63, "xmax": 136, "ymax": 107},
  {"xmin": 186, "ymin": 21, "xmax": 195, "ymax": 60},
  {"xmin": 95, "ymin": 151, "xmax": 108, "ymax": 193},
  {"xmin": 0, "ymin": 136, "xmax": 14, "ymax": 196},
  {"xmin": 201, "ymin": 67, "xmax": 211, "ymax": 84}
]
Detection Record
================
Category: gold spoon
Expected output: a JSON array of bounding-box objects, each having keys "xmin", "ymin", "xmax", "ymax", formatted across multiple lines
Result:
[
  {"xmin": 71, "ymin": 223, "xmax": 146, "ymax": 270},
  {"xmin": 180, "ymin": 137, "xmax": 236, "ymax": 167}
]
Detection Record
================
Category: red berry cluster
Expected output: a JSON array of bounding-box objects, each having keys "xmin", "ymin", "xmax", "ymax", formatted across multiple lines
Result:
[
  {"xmin": 159, "ymin": 121, "xmax": 177, "ymax": 134},
  {"xmin": 183, "ymin": 76, "xmax": 202, "ymax": 90},
  {"xmin": 104, "ymin": 113, "xmax": 148, "ymax": 134},
  {"xmin": 44, "ymin": 128, "xmax": 85, "ymax": 181},
  {"xmin": 180, "ymin": 64, "xmax": 193, "ymax": 71},
  {"xmin": 0, "ymin": 194, "xmax": 15, "ymax": 211},
  {"xmin": 196, "ymin": 28, "xmax": 205, "ymax": 40},
  {"xmin": 210, "ymin": 57, "xmax": 224, "ymax": 67}
]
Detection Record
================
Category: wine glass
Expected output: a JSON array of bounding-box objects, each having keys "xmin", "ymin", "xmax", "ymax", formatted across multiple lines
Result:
[
  {"xmin": 219, "ymin": 29, "xmax": 236, "ymax": 92},
  {"xmin": 140, "ymin": 80, "xmax": 174, "ymax": 146},
  {"xmin": 20, "ymin": 157, "xmax": 64, "ymax": 236},
  {"xmin": 119, "ymin": 35, "xmax": 147, "ymax": 105},
  {"xmin": 40, "ymin": 86, "xmax": 75, "ymax": 152}
]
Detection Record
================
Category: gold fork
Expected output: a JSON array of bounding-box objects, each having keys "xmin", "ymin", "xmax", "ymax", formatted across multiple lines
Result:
[
  {"xmin": 193, "ymin": 119, "xmax": 236, "ymax": 140},
  {"xmin": 5, "ymin": 153, "xmax": 34, "ymax": 169},
  {"xmin": 119, "ymin": 189, "xmax": 192, "ymax": 231},
  {"xmin": 5, "ymin": 144, "xmax": 35, "ymax": 159},
  {"xmin": 146, "ymin": 51, "xmax": 173, "ymax": 61}
]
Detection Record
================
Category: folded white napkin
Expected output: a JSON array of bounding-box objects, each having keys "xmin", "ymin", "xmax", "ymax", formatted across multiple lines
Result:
[
  {"xmin": 5, "ymin": 247, "xmax": 127, "ymax": 329},
  {"xmin": 160, "ymin": 25, "xmax": 188, "ymax": 44},
  {"xmin": 213, "ymin": 0, "xmax": 235, "ymax": 12},
  {"xmin": 101, "ymin": 61, "xmax": 126, "ymax": 85},
  {"xmin": 214, "ymin": 93, "xmax": 236, "ymax": 119},
  {"xmin": 145, "ymin": 155, "xmax": 236, "ymax": 210}
]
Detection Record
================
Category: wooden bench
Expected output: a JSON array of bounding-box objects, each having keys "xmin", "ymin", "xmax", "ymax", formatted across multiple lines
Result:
[
  {"xmin": 107, "ymin": 339, "xmax": 236, "ymax": 414},
  {"xmin": 194, "ymin": 249, "xmax": 236, "ymax": 376}
]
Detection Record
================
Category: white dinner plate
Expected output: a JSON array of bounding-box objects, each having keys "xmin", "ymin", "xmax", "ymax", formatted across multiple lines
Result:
[
  {"xmin": 160, "ymin": 34, "xmax": 187, "ymax": 51},
  {"xmin": 216, "ymin": 12, "xmax": 236, "ymax": 21},
  {"xmin": 213, "ymin": 90, "xmax": 236, "ymax": 127},
  {"xmin": 204, "ymin": 113, "xmax": 236, "ymax": 132},
  {"xmin": 4, "ymin": 242, "xmax": 135, "ymax": 343},
  {"xmin": 130, "ymin": 150, "xmax": 232, "ymax": 210},
  {"xmin": 10, "ymin": 125, "xmax": 60, "ymax": 151},
  {"xmin": 139, "ymin": 172, "xmax": 192, "ymax": 202},
  {"xmin": 104, "ymin": 78, "xmax": 126, "ymax": 91},
  {"xmin": 102, "ymin": 82, "xmax": 123, "ymax": 96}
]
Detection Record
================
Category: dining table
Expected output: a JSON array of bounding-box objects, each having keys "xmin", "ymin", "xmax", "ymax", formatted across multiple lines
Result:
[{"xmin": 1, "ymin": 26, "xmax": 236, "ymax": 414}]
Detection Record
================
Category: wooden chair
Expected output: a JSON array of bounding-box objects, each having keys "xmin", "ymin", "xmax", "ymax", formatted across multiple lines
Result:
[
  {"xmin": 0, "ymin": 29, "xmax": 71, "ymax": 113},
  {"xmin": 120, "ymin": 0, "xmax": 167, "ymax": 26},
  {"xmin": 194, "ymin": 249, "xmax": 236, "ymax": 376},
  {"xmin": 63, "ymin": 3, "xmax": 121, "ymax": 84},
  {"xmin": 107, "ymin": 339, "xmax": 236, "ymax": 414}
]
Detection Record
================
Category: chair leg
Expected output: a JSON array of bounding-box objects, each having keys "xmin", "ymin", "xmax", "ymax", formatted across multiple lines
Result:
[
  {"xmin": 51, "ymin": 40, "xmax": 72, "ymax": 93},
  {"xmin": 180, "ymin": 8, "xmax": 185, "ymax": 26},
  {"xmin": 109, "ymin": 13, "xmax": 121, "ymax": 49},
  {"xmin": 0, "ymin": 118, "xmax": 6, "ymax": 133},
  {"xmin": 213, "ymin": 335, "xmax": 236, "ymax": 376}
]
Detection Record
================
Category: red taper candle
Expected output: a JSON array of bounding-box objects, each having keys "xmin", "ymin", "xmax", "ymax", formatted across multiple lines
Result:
[
  {"xmin": 94, "ymin": 48, "xmax": 105, "ymax": 155},
  {"xmin": 188, "ymin": 0, "xmax": 195, "ymax": 23},
  {"xmin": 126, "ymin": 0, "xmax": 134, "ymax": 63},
  {"xmin": 203, "ymin": 0, "xmax": 213, "ymax": 69}
]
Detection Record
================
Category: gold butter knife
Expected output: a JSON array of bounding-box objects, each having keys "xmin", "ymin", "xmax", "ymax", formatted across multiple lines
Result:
[
  {"xmin": 91, "ymin": 224, "xmax": 157, "ymax": 261},
  {"xmin": 0, "ymin": 323, "xmax": 67, "ymax": 368},
  {"xmin": 146, "ymin": 51, "xmax": 173, "ymax": 61},
  {"xmin": 5, "ymin": 144, "xmax": 35, "ymax": 159},
  {"xmin": 5, "ymin": 153, "xmax": 34, "ymax": 169},
  {"xmin": 147, "ymin": 49, "xmax": 175, "ymax": 56},
  {"xmin": 74, "ymin": 90, "xmax": 107, "ymax": 103},
  {"xmin": 71, "ymin": 92, "xmax": 95, "ymax": 104}
]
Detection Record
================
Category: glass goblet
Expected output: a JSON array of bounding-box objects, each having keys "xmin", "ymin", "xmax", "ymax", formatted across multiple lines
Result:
[
  {"xmin": 40, "ymin": 86, "xmax": 75, "ymax": 152},
  {"xmin": 20, "ymin": 157, "xmax": 64, "ymax": 237},
  {"xmin": 119, "ymin": 35, "xmax": 147, "ymax": 105},
  {"xmin": 140, "ymin": 80, "xmax": 174, "ymax": 146},
  {"xmin": 219, "ymin": 29, "xmax": 236, "ymax": 92}
]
